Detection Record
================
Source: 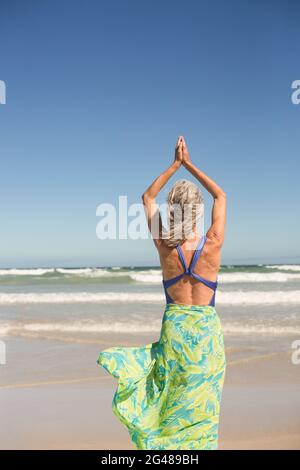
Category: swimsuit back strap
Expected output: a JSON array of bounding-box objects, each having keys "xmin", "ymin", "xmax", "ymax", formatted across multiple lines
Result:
[
  {"xmin": 209, "ymin": 291, "xmax": 216, "ymax": 306},
  {"xmin": 191, "ymin": 272, "xmax": 218, "ymax": 290},
  {"xmin": 176, "ymin": 245, "xmax": 188, "ymax": 272},
  {"xmin": 189, "ymin": 235, "xmax": 207, "ymax": 273},
  {"xmin": 163, "ymin": 235, "xmax": 218, "ymax": 305},
  {"xmin": 163, "ymin": 273, "xmax": 184, "ymax": 289},
  {"xmin": 164, "ymin": 288, "xmax": 174, "ymax": 304}
]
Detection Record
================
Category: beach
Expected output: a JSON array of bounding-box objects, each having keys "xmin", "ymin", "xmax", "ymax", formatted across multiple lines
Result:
[
  {"xmin": 1, "ymin": 0, "xmax": 299, "ymax": 452},
  {"xmin": 0, "ymin": 265, "xmax": 300, "ymax": 449}
]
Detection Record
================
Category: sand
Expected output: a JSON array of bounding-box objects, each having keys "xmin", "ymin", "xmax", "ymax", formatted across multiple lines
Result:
[{"xmin": 0, "ymin": 337, "xmax": 299, "ymax": 450}]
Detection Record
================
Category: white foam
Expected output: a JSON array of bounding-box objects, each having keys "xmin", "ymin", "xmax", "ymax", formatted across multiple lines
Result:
[
  {"xmin": 129, "ymin": 270, "xmax": 162, "ymax": 283},
  {"xmin": 0, "ymin": 269, "xmax": 55, "ymax": 276},
  {"xmin": 0, "ymin": 292, "xmax": 163, "ymax": 304},
  {"xmin": 1, "ymin": 267, "xmax": 300, "ymax": 284},
  {"xmin": 265, "ymin": 265, "xmax": 300, "ymax": 272},
  {"xmin": 0, "ymin": 267, "xmax": 125, "ymax": 278},
  {"xmin": 219, "ymin": 272, "xmax": 300, "ymax": 283},
  {"xmin": 0, "ymin": 290, "xmax": 300, "ymax": 305},
  {"xmin": 55, "ymin": 268, "xmax": 94, "ymax": 274},
  {"xmin": 1, "ymin": 320, "xmax": 299, "ymax": 337},
  {"xmin": 22, "ymin": 320, "xmax": 161, "ymax": 334},
  {"xmin": 222, "ymin": 324, "xmax": 300, "ymax": 335},
  {"xmin": 128, "ymin": 271, "xmax": 300, "ymax": 284},
  {"xmin": 55, "ymin": 268, "xmax": 113, "ymax": 277},
  {"xmin": 57, "ymin": 268, "xmax": 162, "ymax": 281},
  {"xmin": 219, "ymin": 290, "xmax": 300, "ymax": 305}
]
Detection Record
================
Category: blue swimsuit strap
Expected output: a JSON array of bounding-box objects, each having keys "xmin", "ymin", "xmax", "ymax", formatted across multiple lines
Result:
[
  {"xmin": 163, "ymin": 238, "xmax": 204, "ymax": 288},
  {"xmin": 163, "ymin": 272, "xmax": 185, "ymax": 288},
  {"xmin": 191, "ymin": 272, "xmax": 218, "ymax": 289},
  {"xmin": 163, "ymin": 235, "xmax": 218, "ymax": 305},
  {"xmin": 176, "ymin": 244, "xmax": 188, "ymax": 272},
  {"xmin": 177, "ymin": 235, "xmax": 207, "ymax": 274}
]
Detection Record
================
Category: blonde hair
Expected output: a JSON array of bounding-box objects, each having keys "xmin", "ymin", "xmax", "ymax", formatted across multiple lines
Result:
[{"xmin": 163, "ymin": 179, "xmax": 203, "ymax": 248}]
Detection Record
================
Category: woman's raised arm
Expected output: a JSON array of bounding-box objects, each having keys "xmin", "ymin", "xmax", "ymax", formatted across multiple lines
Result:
[
  {"xmin": 181, "ymin": 136, "xmax": 226, "ymax": 246},
  {"xmin": 142, "ymin": 137, "xmax": 183, "ymax": 245}
]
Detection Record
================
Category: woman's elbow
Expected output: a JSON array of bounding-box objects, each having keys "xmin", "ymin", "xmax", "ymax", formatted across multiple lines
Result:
[
  {"xmin": 217, "ymin": 189, "xmax": 226, "ymax": 199},
  {"xmin": 142, "ymin": 193, "xmax": 153, "ymax": 205}
]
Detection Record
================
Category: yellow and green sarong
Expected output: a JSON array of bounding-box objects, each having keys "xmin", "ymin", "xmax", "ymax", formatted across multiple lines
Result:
[{"xmin": 97, "ymin": 303, "xmax": 226, "ymax": 450}]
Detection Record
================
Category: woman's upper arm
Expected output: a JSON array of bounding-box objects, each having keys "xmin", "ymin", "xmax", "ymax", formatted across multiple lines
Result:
[
  {"xmin": 206, "ymin": 192, "xmax": 226, "ymax": 246},
  {"xmin": 142, "ymin": 195, "xmax": 162, "ymax": 247}
]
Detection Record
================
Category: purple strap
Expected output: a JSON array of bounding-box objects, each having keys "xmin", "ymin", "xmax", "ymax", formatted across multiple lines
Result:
[
  {"xmin": 191, "ymin": 272, "xmax": 218, "ymax": 290},
  {"xmin": 189, "ymin": 236, "xmax": 207, "ymax": 272},
  {"xmin": 163, "ymin": 273, "xmax": 184, "ymax": 289},
  {"xmin": 162, "ymin": 235, "xmax": 218, "ymax": 306},
  {"xmin": 175, "ymin": 245, "xmax": 188, "ymax": 272}
]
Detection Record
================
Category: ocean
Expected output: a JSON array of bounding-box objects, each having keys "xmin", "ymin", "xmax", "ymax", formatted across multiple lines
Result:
[{"xmin": 0, "ymin": 264, "xmax": 300, "ymax": 354}]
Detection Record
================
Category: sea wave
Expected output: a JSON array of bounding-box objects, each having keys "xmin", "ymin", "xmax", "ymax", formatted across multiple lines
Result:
[
  {"xmin": 222, "ymin": 324, "xmax": 300, "ymax": 335},
  {"xmin": 0, "ymin": 267, "xmax": 162, "ymax": 281},
  {"xmin": 129, "ymin": 270, "xmax": 162, "ymax": 283},
  {"xmin": 1, "ymin": 290, "xmax": 300, "ymax": 305},
  {"xmin": 1, "ymin": 320, "xmax": 299, "ymax": 337},
  {"xmin": 126, "ymin": 271, "xmax": 300, "ymax": 284},
  {"xmin": 0, "ymin": 268, "xmax": 55, "ymax": 276},
  {"xmin": 0, "ymin": 320, "xmax": 160, "ymax": 336},
  {"xmin": 1, "ymin": 267, "xmax": 300, "ymax": 284},
  {"xmin": 220, "ymin": 272, "xmax": 300, "ymax": 283},
  {"xmin": 265, "ymin": 265, "xmax": 300, "ymax": 272},
  {"xmin": 0, "ymin": 292, "xmax": 162, "ymax": 304},
  {"xmin": 55, "ymin": 268, "xmax": 97, "ymax": 275}
]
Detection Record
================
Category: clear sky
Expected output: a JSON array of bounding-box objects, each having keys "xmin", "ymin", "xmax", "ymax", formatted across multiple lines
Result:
[{"xmin": 0, "ymin": 0, "xmax": 299, "ymax": 267}]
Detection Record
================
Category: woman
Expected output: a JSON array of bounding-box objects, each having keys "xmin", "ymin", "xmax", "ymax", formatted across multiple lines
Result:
[{"xmin": 98, "ymin": 136, "xmax": 226, "ymax": 450}]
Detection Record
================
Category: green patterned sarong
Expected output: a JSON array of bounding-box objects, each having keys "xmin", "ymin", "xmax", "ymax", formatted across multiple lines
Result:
[{"xmin": 97, "ymin": 303, "xmax": 226, "ymax": 450}]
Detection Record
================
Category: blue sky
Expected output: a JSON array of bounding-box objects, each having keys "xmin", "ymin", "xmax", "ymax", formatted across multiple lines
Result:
[{"xmin": 0, "ymin": 0, "xmax": 299, "ymax": 267}]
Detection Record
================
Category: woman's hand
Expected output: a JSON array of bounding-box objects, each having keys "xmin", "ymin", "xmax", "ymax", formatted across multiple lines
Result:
[
  {"xmin": 174, "ymin": 136, "xmax": 183, "ymax": 168},
  {"xmin": 142, "ymin": 136, "xmax": 186, "ymax": 246},
  {"xmin": 181, "ymin": 136, "xmax": 191, "ymax": 166}
]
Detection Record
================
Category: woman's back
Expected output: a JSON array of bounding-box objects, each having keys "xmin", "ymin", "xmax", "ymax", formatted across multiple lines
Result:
[{"xmin": 158, "ymin": 234, "xmax": 221, "ymax": 306}]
